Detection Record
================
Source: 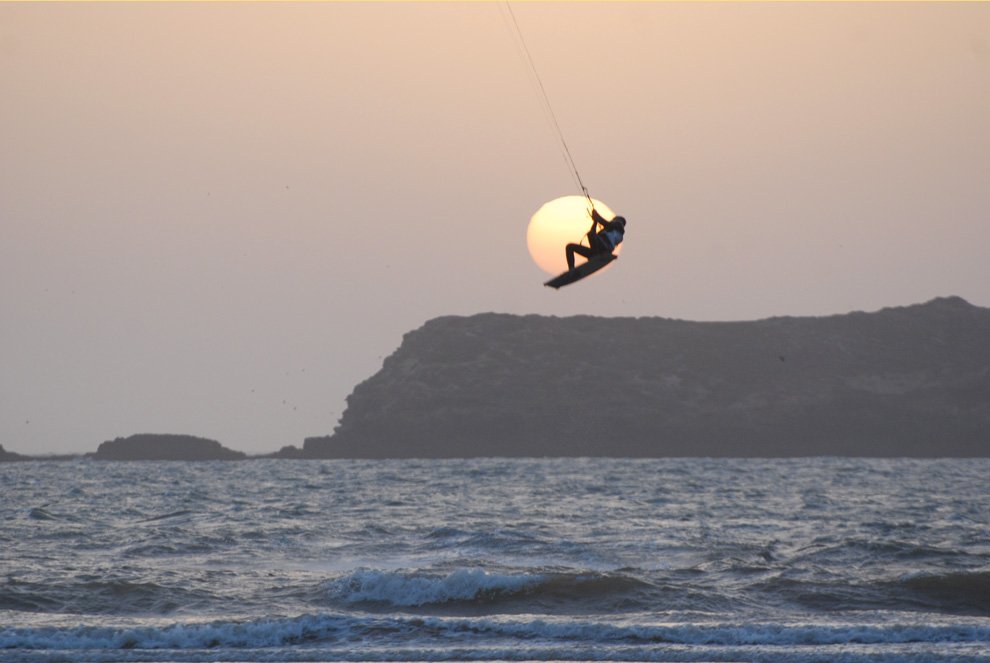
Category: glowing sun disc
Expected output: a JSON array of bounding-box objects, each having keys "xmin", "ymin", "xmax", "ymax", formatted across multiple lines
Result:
[{"xmin": 526, "ymin": 196, "xmax": 619, "ymax": 275}]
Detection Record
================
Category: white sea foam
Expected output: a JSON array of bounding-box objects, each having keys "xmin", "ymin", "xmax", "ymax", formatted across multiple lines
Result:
[
  {"xmin": 324, "ymin": 568, "xmax": 545, "ymax": 606},
  {"xmin": 4, "ymin": 613, "xmax": 990, "ymax": 653}
]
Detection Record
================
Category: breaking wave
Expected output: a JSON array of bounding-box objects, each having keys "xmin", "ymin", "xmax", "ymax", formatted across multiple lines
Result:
[
  {"xmin": 322, "ymin": 568, "xmax": 648, "ymax": 610},
  {"xmin": 4, "ymin": 613, "xmax": 990, "ymax": 662}
]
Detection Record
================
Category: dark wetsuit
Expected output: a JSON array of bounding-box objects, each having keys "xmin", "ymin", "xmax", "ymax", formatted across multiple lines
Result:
[{"xmin": 565, "ymin": 209, "xmax": 625, "ymax": 271}]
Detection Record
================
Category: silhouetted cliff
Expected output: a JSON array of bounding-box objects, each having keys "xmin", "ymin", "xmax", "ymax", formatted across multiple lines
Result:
[
  {"xmin": 92, "ymin": 434, "xmax": 246, "ymax": 461},
  {"xmin": 303, "ymin": 297, "xmax": 990, "ymax": 458}
]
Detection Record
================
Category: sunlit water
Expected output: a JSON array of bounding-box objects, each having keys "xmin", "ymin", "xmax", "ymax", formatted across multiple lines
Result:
[{"xmin": 2, "ymin": 457, "xmax": 989, "ymax": 662}]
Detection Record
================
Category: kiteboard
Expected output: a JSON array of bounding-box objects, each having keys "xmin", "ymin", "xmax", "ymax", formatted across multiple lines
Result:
[{"xmin": 544, "ymin": 253, "xmax": 616, "ymax": 289}]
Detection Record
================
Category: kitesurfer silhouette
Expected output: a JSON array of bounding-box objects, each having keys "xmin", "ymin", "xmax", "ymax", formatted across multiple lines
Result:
[{"xmin": 565, "ymin": 208, "xmax": 626, "ymax": 271}]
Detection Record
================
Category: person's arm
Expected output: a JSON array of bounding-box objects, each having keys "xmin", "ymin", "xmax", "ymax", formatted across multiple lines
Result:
[{"xmin": 588, "ymin": 208, "xmax": 607, "ymax": 237}]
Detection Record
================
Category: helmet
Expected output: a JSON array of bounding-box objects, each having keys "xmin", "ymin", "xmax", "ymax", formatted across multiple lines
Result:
[{"xmin": 614, "ymin": 216, "xmax": 626, "ymax": 227}]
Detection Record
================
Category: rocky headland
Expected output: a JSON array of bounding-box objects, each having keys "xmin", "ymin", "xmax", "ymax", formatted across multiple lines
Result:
[
  {"xmin": 297, "ymin": 297, "xmax": 990, "ymax": 458},
  {"xmin": 90, "ymin": 434, "xmax": 246, "ymax": 461}
]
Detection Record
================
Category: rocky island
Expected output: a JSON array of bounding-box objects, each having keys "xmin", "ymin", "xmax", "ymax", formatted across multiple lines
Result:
[
  {"xmin": 297, "ymin": 297, "xmax": 990, "ymax": 458},
  {"xmin": 91, "ymin": 434, "xmax": 246, "ymax": 461},
  {"xmin": 0, "ymin": 444, "xmax": 30, "ymax": 462}
]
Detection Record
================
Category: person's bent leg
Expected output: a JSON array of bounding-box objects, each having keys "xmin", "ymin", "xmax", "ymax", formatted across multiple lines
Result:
[{"xmin": 565, "ymin": 243, "xmax": 592, "ymax": 270}]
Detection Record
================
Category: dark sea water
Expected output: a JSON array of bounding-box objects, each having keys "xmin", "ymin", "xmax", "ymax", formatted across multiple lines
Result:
[{"xmin": 2, "ymin": 458, "xmax": 989, "ymax": 662}]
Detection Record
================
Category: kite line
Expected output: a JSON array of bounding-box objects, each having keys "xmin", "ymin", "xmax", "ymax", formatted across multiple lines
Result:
[{"xmin": 502, "ymin": 2, "xmax": 593, "ymax": 206}]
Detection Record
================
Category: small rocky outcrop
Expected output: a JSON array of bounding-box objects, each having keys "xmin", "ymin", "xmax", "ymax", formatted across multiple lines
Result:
[
  {"xmin": 304, "ymin": 297, "xmax": 990, "ymax": 458},
  {"xmin": 91, "ymin": 434, "xmax": 246, "ymax": 461},
  {"xmin": 0, "ymin": 444, "xmax": 30, "ymax": 462}
]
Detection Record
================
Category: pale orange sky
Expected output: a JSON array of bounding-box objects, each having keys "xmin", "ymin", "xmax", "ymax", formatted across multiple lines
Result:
[{"xmin": 2, "ymin": 2, "xmax": 989, "ymax": 454}]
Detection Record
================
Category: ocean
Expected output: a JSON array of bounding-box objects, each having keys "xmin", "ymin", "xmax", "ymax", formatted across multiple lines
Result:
[{"xmin": 2, "ymin": 457, "xmax": 989, "ymax": 662}]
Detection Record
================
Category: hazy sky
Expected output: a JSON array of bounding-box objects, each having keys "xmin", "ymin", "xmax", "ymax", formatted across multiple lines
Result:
[{"xmin": 3, "ymin": 2, "xmax": 989, "ymax": 455}]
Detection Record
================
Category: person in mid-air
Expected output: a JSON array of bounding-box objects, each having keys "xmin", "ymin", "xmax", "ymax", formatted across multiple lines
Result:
[{"xmin": 565, "ymin": 208, "xmax": 626, "ymax": 271}]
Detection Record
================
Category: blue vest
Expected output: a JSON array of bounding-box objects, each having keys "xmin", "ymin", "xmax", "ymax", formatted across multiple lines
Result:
[{"xmin": 599, "ymin": 228, "xmax": 624, "ymax": 250}]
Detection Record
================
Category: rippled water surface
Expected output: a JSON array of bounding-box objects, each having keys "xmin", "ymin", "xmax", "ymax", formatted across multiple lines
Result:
[{"xmin": 2, "ymin": 457, "xmax": 990, "ymax": 662}]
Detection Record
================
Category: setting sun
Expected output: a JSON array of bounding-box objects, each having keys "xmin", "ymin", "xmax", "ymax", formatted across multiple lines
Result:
[{"xmin": 526, "ymin": 196, "xmax": 619, "ymax": 275}]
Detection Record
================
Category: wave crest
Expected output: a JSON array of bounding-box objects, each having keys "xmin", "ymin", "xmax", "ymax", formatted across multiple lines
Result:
[
  {"xmin": 324, "ymin": 568, "xmax": 543, "ymax": 607},
  {"xmin": 323, "ymin": 568, "xmax": 647, "ymax": 610}
]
